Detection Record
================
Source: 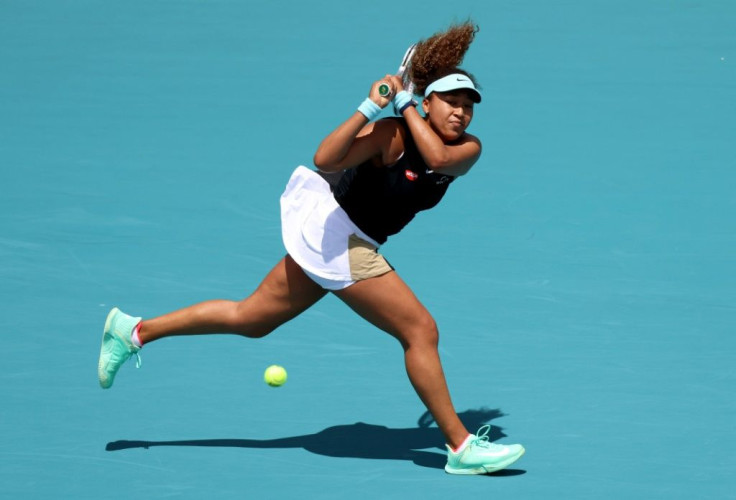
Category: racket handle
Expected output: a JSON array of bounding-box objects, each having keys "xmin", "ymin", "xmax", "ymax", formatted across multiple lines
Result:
[{"xmin": 378, "ymin": 83, "xmax": 391, "ymax": 97}]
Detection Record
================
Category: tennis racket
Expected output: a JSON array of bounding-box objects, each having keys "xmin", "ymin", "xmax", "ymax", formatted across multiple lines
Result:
[
  {"xmin": 396, "ymin": 43, "xmax": 417, "ymax": 95},
  {"xmin": 376, "ymin": 43, "xmax": 417, "ymax": 113}
]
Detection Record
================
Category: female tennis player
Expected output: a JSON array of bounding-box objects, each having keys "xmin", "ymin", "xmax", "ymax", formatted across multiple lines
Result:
[{"xmin": 98, "ymin": 21, "xmax": 525, "ymax": 475}]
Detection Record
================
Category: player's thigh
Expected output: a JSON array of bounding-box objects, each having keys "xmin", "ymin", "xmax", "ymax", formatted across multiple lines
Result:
[
  {"xmin": 332, "ymin": 271, "xmax": 437, "ymax": 346},
  {"xmin": 240, "ymin": 255, "xmax": 328, "ymax": 326}
]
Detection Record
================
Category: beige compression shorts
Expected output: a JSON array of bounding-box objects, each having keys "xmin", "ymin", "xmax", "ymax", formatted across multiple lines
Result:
[{"xmin": 280, "ymin": 166, "xmax": 393, "ymax": 290}]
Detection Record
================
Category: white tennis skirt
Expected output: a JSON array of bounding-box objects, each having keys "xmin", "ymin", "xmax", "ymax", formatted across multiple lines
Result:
[{"xmin": 280, "ymin": 166, "xmax": 392, "ymax": 290}]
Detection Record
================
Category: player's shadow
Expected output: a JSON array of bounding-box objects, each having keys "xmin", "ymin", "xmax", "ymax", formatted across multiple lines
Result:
[{"xmin": 106, "ymin": 407, "xmax": 525, "ymax": 475}]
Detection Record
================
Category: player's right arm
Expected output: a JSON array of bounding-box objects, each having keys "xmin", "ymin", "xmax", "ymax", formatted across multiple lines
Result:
[{"xmin": 313, "ymin": 77, "xmax": 400, "ymax": 172}]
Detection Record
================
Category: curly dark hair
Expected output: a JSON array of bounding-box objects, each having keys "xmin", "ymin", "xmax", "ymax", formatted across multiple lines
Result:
[{"xmin": 410, "ymin": 20, "xmax": 480, "ymax": 96}]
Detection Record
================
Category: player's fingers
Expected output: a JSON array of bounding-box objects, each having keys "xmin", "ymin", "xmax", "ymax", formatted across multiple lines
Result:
[{"xmin": 388, "ymin": 75, "xmax": 405, "ymax": 92}]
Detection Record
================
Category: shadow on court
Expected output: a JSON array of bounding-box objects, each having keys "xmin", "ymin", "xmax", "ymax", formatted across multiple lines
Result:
[{"xmin": 106, "ymin": 408, "xmax": 525, "ymax": 475}]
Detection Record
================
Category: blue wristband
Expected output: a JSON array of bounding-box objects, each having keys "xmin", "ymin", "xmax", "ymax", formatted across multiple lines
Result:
[
  {"xmin": 357, "ymin": 98, "xmax": 381, "ymax": 121},
  {"xmin": 399, "ymin": 100, "xmax": 416, "ymax": 114},
  {"xmin": 393, "ymin": 91, "xmax": 415, "ymax": 114}
]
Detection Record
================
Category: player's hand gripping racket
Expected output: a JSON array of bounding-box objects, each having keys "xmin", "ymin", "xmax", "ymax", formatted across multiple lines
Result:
[{"xmin": 377, "ymin": 43, "xmax": 417, "ymax": 114}]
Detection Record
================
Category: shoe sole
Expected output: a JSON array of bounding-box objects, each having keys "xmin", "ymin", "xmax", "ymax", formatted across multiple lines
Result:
[
  {"xmin": 445, "ymin": 447, "xmax": 525, "ymax": 475},
  {"xmin": 98, "ymin": 307, "xmax": 121, "ymax": 389}
]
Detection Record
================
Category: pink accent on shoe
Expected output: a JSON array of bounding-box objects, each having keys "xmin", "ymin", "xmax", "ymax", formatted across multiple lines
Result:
[
  {"xmin": 131, "ymin": 322, "xmax": 143, "ymax": 348},
  {"xmin": 452, "ymin": 434, "xmax": 473, "ymax": 453}
]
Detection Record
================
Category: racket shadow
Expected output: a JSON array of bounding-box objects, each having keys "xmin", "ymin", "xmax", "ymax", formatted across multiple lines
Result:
[{"xmin": 106, "ymin": 408, "xmax": 526, "ymax": 474}]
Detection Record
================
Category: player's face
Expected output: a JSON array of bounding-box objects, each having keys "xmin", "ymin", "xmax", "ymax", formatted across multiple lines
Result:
[{"xmin": 423, "ymin": 91, "xmax": 475, "ymax": 141}]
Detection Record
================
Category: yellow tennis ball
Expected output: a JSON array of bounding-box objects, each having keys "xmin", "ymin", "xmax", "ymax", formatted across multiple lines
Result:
[{"xmin": 264, "ymin": 365, "xmax": 287, "ymax": 387}]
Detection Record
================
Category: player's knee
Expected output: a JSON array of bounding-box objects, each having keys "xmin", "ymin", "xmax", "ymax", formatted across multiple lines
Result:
[
  {"xmin": 228, "ymin": 296, "xmax": 276, "ymax": 338},
  {"xmin": 403, "ymin": 314, "xmax": 439, "ymax": 349},
  {"xmin": 245, "ymin": 324, "xmax": 275, "ymax": 338},
  {"xmin": 229, "ymin": 308, "xmax": 277, "ymax": 338},
  {"xmin": 232, "ymin": 321, "xmax": 275, "ymax": 339}
]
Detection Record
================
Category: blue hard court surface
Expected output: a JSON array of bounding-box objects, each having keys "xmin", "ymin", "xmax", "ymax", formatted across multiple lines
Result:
[{"xmin": 1, "ymin": 1, "xmax": 735, "ymax": 498}]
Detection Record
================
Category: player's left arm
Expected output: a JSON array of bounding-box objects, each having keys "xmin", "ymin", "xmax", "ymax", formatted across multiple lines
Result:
[{"xmin": 402, "ymin": 107, "xmax": 482, "ymax": 176}]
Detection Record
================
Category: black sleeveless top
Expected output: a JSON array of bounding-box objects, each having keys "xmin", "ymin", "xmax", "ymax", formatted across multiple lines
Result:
[{"xmin": 333, "ymin": 117, "xmax": 456, "ymax": 244}]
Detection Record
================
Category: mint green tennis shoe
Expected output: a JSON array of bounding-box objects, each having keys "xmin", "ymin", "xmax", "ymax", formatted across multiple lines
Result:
[
  {"xmin": 98, "ymin": 307, "xmax": 142, "ymax": 389},
  {"xmin": 445, "ymin": 425, "xmax": 525, "ymax": 475}
]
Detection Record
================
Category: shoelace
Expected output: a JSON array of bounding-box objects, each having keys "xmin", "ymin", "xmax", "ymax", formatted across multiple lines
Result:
[
  {"xmin": 470, "ymin": 425, "xmax": 505, "ymax": 450},
  {"xmin": 122, "ymin": 337, "xmax": 143, "ymax": 368}
]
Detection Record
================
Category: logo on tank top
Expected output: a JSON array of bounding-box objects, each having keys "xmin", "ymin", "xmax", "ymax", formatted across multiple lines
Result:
[
  {"xmin": 405, "ymin": 170, "xmax": 418, "ymax": 181},
  {"xmin": 426, "ymin": 168, "xmax": 451, "ymax": 185}
]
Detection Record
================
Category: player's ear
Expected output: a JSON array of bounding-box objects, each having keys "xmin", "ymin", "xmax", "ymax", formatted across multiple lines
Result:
[{"xmin": 422, "ymin": 97, "xmax": 431, "ymax": 115}]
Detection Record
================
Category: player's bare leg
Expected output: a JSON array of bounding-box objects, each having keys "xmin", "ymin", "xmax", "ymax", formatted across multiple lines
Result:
[
  {"xmin": 99, "ymin": 255, "xmax": 327, "ymax": 388},
  {"xmin": 138, "ymin": 255, "xmax": 328, "ymax": 343},
  {"xmin": 332, "ymin": 271, "xmax": 470, "ymax": 450}
]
